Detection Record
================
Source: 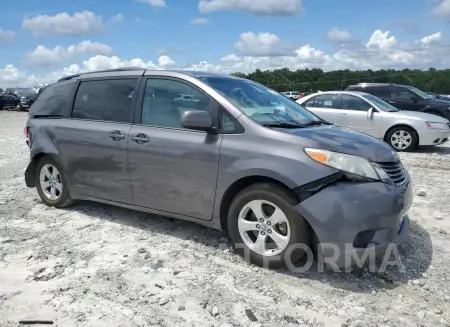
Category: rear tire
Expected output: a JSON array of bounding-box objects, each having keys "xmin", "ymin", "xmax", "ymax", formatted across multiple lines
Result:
[
  {"xmin": 35, "ymin": 156, "xmax": 74, "ymax": 208},
  {"xmin": 227, "ymin": 183, "xmax": 311, "ymax": 269},
  {"xmin": 386, "ymin": 126, "xmax": 418, "ymax": 152}
]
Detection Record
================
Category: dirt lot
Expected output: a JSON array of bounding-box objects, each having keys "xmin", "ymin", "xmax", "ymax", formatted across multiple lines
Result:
[{"xmin": 0, "ymin": 110, "xmax": 449, "ymax": 327}]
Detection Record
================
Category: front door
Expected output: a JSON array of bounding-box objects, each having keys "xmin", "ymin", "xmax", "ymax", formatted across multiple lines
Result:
[
  {"xmin": 59, "ymin": 77, "xmax": 139, "ymax": 203},
  {"xmin": 339, "ymin": 94, "xmax": 379, "ymax": 136},
  {"xmin": 128, "ymin": 77, "xmax": 221, "ymax": 220}
]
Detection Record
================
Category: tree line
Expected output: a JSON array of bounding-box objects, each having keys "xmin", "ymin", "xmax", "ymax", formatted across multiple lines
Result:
[{"xmin": 231, "ymin": 68, "xmax": 450, "ymax": 94}]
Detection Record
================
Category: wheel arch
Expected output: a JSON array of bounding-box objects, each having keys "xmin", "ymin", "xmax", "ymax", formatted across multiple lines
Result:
[
  {"xmin": 383, "ymin": 124, "xmax": 420, "ymax": 145},
  {"xmin": 25, "ymin": 152, "xmax": 65, "ymax": 188},
  {"xmin": 218, "ymin": 175, "xmax": 317, "ymax": 243}
]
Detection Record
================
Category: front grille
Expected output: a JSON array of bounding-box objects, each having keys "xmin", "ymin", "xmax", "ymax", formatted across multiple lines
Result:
[{"xmin": 376, "ymin": 162, "xmax": 407, "ymax": 186}]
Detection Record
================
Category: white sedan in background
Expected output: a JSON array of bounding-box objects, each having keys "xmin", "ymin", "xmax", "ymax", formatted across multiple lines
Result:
[{"xmin": 297, "ymin": 91, "xmax": 450, "ymax": 151}]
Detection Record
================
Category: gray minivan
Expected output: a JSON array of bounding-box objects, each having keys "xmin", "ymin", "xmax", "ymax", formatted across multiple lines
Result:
[{"xmin": 24, "ymin": 68, "xmax": 412, "ymax": 268}]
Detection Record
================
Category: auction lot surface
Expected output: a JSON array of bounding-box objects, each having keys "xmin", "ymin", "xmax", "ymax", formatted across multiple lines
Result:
[{"xmin": 1, "ymin": 111, "xmax": 449, "ymax": 327}]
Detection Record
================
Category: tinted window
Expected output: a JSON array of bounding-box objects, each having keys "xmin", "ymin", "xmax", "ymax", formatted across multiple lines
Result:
[
  {"xmin": 341, "ymin": 94, "xmax": 371, "ymax": 111},
  {"xmin": 141, "ymin": 78, "xmax": 212, "ymax": 128},
  {"xmin": 392, "ymin": 88, "xmax": 415, "ymax": 101},
  {"xmin": 367, "ymin": 86, "xmax": 392, "ymax": 99},
  {"xmin": 72, "ymin": 79, "xmax": 137, "ymax": 123},
  {"xmin": 30, "ymin": 80, "xmax": 78, "ymax": 117},
  {"xmin": 313, "ymin": 94, "xmax": 339, "ymax": 108}
]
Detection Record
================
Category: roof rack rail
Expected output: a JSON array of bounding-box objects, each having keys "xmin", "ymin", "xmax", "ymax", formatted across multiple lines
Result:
[{"xmin": 57, "ymin": 67, "xmax": 147, "ymax": 82}]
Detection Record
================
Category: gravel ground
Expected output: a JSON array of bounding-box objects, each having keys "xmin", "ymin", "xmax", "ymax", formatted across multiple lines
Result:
[{"xmin": 1, "ymin": 110, "xmax": 449, "ymax": 327}]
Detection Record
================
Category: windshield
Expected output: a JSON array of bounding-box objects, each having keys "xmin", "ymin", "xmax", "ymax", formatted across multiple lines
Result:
[
  {"xmin": 407, "ymin": 86, "xmax": 433, "ymax": 100},
  {"xmin": 362, "ymin": 94, "xmax": 399, "ymax": 112},
  {"xmin": 200, "ymin": 77, "xmax": 322, "ymax": 126}
]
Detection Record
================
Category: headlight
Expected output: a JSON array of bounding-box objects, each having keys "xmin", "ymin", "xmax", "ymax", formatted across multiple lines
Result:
[
  {"xmin": 425, "ymin": 121, "xmax": 449, "ymax": 130},
  {"xmin": 305, "ymin": 148, "xmax": 391, "ymax": 183}
]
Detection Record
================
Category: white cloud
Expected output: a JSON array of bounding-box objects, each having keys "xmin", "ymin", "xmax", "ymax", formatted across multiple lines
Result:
[
  {"xmin": 191, "ymin": 17, "xmax": 209, "ymax": 24},
  {"xmin": 432, "ymin": 0, "xmax": 450, "ymax": 21},
  {"xmin": 3, "ymin": 30, "xmax": 450, "ymax": 88},
  {"xmin": 220, "ymin": 54, "xmax": 242, "ymax": 63},
  {"xmin": 22, "ymin": 11, "xmax": 103, "ymax": 36},
  {"xmin": 0, "ymin": 27, "xmax": 15, "ymax": 43},
  {"xmin": 158, "ymin": 55, "xmax": 176, "ymax": 67},
  {"xmin": 109, "ymin": 14, "xmax": 124, "ymax": 23},
  {"xmin": 366, "ymin": 30, "xmax": 397, "ymax": 49},
  {"xmin": 198, "ymin": 0, "xmax": 302, "ymax": 15},
  {"xmin": 326, "ymin": 27, "xmax": 353, "ymax": 43},
  {"xmin": 419, "ymin": 31, "xmax": 442, "ymax": 45},
  {"xmin": 137, "ymin": 0, "xmax": 167, "ymax": 7},
  {"xmin": 26, "ymin": 41, "xmax": 114, "ymax": 67},
  {"xmin": 234, "ymin": 32, "xmax": 295, "ymax": 57}
]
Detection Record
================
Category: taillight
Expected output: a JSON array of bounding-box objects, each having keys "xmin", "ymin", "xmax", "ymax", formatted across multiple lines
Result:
[{"xmin": 24, "ymin": 126, "xmax": 29, "ymax": 138}]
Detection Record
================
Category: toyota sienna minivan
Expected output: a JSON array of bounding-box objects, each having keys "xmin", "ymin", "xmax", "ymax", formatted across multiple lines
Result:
[{"xmin": 24, "ymin": 68, "xmax": 412, "ymax": 268}]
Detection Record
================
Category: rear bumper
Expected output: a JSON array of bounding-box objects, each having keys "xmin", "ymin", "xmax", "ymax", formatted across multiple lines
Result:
[
  {"xmin": 294, "ymin": 175, "xmax": 413, "ymax": 269},
  {"xmin": 419, "ymin": 129, "xmax": 450, "ymax": 146}
]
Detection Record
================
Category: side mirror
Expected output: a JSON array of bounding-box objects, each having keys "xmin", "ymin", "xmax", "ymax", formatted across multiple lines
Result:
[
  {"xmin": 367, "ymin": 107, "xmax": 374, "ymax": 120},
  {"xmin": 180, "ymin": 110, "xmax": 217, "ymax": 134},
  {"xmin": 411, "ymin": 96, "xmax": 419, "ymax": 103}
]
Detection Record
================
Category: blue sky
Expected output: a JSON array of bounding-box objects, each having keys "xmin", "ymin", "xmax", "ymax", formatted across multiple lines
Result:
[{"xmin": 1, "ymin": 0, "xmax": 450, "ymax": 87}]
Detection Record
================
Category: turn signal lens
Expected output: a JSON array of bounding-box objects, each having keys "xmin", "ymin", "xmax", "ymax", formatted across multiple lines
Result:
[{"xmin": 305, "ymin": 150, "xmax": 328, "ymax": 163}]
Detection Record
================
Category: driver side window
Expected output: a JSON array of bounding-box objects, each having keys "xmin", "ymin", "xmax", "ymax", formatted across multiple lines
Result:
[
  {"xmin": 392, "ymin": 89, "xmax": 415, "ymax": 101},
  {"xmin": 341, "ymin": 95, "xmax": 371, "ymax": 111}
]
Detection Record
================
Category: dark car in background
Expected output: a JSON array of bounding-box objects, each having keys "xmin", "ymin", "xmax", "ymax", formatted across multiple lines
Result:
[
  {"xmin": 346, "ymin": 83, "xmax": 450, "ymax": 120},
  {"xmin": 5, "ymin": 88, "xmax": 38, "ymax": 110},
  {"xmin": 0, "ymin": 92, "xmax": 20, "ymax": 110}
]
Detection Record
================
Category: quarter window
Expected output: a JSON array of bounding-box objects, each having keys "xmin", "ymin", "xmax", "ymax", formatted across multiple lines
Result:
[
  {"xmin": 141, "ymin": 78, "xmax": 213, "ymax": 129},
  {"xmin": 341, "ymin": 95, "xmax": 371, "ymax": 111},
  {"xmin": 72, "ymin": 79, "xmax": 137, "ymax": 123},
  {"xmin": 304, "ymin": 97, "xmax": 315, "ymax": 107}
]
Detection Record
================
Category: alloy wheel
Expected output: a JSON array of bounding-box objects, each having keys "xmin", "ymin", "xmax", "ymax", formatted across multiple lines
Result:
[
  {"xmin": 390, "ymin": 130, "xmax": 412, "ymax": 150},
  {"xmin": 39, "ymin": 164, "xmax": 63, "ymax": 200},
  {"xmin": 238, "ymin": 200, "xmax": 291, "ymax": 256}
]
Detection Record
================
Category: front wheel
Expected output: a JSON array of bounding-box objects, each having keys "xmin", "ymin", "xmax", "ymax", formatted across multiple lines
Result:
[
  {"xmin": 227, "ymin": 183, "xmax": 311, "ymax": 269},
  {"xmin": 386, "ymin": 126, "xmax": 418, "ymax": 152},
  {"xmin": 35, "ymin": 156, "xmax": 74, "ymax": 208}
]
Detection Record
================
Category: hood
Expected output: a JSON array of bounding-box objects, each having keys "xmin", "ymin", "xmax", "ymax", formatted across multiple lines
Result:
[
  {"xmin": 424, "ymin": 98, "xmax": 450, "ymax": 106},
  {"xmin": 276, "ymin": 125, "xmax": 398, "ymax": 163},
  {"xmin": 388, "ymin": 110, "xmax": 449, "ymax": 123}
]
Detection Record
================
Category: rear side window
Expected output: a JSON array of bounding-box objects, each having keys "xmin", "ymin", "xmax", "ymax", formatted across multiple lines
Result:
[
  {"xmin": 313, "ymin": 94, "xmax": 339, "ymax": 108},
  {"xmin": 30, "ymin": 80, "xmax": 78, "ymax": 117},
  {"xmin": 367, "ymin": 86, "xmax": 392, "ymax": 99},
  {"xmin": 72, "ymin": 79, "xmax": 137, "ymax": 123}
]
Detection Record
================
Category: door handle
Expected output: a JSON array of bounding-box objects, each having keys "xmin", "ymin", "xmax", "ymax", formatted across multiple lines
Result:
[
  {"xmin": 341, "ymin": 113, "xmax": 347, "ymax": 117},
  {"xmin": 131, "ymin": 133, "xmax": 149, "ymax": 144},
  {"xmin": 109, "ymin": 131, "xmax": 126, "ymax": 141}
]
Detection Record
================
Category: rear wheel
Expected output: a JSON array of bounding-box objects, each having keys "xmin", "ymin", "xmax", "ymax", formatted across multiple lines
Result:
[
  {"xmin": 35, "ymin": 156, "xmax": 74, "ymax": 208},
  {"xmin": 227, "ymin": 183, "xmax": 311, "ymax": 268},
  {"xmin": 386, "ymin": 126, "xmax": 418, "ymax": 152}
]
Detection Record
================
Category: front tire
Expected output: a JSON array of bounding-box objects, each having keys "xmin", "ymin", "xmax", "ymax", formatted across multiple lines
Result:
[
  {"xmin": 227, "ymin": 183, "xmax": 311, "ymax": 269},
  {"xmin": 35, "ymin": 156, "xmax": 74, "ymax": 208},
  {"xmin": 386, "ymin": 126, "xmax": 418, "ymax": 152}
]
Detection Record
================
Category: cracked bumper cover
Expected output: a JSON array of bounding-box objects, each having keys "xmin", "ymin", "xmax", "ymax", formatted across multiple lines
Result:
[{"xmin": 294, "ymin": 173, "xmax": 413, "ymax": 268}]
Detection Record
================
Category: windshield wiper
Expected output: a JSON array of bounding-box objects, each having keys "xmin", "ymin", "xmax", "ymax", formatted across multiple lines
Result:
[
  {"xmin": 299, "ymin": 121, "xmax": 332, "ymax": 126},
  {"xmin": 261, "ymin": 122, "xmax": 305, "ymax": 129}
]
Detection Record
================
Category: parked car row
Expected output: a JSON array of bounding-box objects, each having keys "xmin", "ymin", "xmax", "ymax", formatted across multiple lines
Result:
[
  {"xmin": 296, "ymin": 83, "xmax": 450, "ymax": 151},
  {"xmin": 0, "ymin": 88, "xmax": 38, "ymax": 111},
  {"xmin": 24, "ymin": 68, "xmax": 412, "ymax": 269}
]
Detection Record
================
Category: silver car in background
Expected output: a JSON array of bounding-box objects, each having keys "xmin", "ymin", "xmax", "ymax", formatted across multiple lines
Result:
[{"xmin": 297, "ymin": 91, "xmax": 450, "ymax": 151}]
